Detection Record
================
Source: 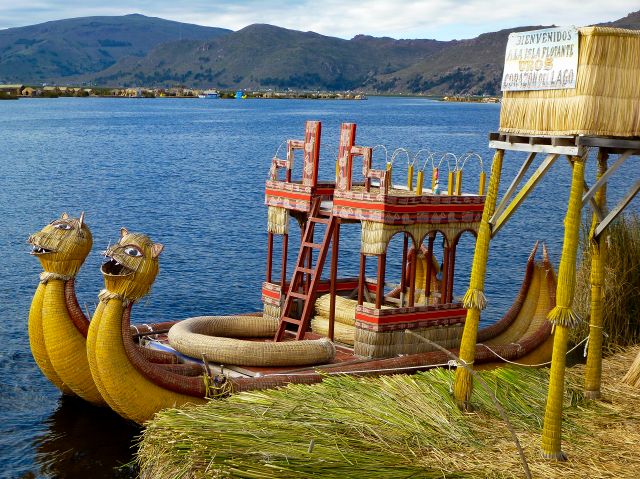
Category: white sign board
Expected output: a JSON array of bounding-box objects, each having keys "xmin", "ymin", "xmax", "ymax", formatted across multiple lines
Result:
[{"xmin": 501, "ymin": 27, "xmax": 579, "ymax": 91}]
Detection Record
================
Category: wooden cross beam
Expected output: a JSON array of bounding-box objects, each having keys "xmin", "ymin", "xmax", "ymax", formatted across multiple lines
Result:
[
  {"xmin": 582, "ymin": 150, "xmax": 633, "ymax": 205},
  {"xmin": 490, "ymin": 152, "xmax": 559, "ymax": 238},
  {"xmin": 492, "ymin": 151, "xmax": 536, "ymax": 223},
  {"xmin": 593, "ymin": 180, "xmax": 640, "ymax": 239}
]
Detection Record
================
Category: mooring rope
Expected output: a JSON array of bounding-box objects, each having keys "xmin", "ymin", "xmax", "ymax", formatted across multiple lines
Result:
[{"xmin": 476, "ymin": 335, "xmax": 591, "ymax": 368}]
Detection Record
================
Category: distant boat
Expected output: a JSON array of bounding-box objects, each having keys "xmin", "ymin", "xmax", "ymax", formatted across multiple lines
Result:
[{"xmin": 198, "ymin": 90, "xmax": 219, "ymax": 99}]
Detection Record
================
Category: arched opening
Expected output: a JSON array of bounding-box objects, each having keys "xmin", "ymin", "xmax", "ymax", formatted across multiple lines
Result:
[
  {"xmin": 451, "ymin": 229, "xmax": 478, "ymax": 303},
  {"xmin": 382, "ymin": 231, "xmax": 418, "ymax": 307},
  {"xmin": 418, "ymin": 230, "xmax": 449, "ymax": 305}
]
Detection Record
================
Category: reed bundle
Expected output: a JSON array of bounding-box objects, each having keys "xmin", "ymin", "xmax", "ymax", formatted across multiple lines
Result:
[
  {"xmin": 500, "ymin": 27, "xmax": 640, "ymax": 136},
  {"xmin": 573, "ymin": 213, "xmax": 640, "ymax": 349},
  {"xmin": 267, "ymin": 206, "xmax": 289, "ymax": 234},
  {"xmin": 137, "ymin": 346, "xmax": 640, "ymax": 478}
]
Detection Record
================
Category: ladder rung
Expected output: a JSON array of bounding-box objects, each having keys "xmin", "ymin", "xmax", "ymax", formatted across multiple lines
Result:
[
  {"xmin": 281, "ymin": 316, "xmax": 301, "ymax": 325},
  {"xmin": 303, "ymin": 242, "xmax": 322, "ymax": 249},
  {"xmin": 288, "ymin": 291, "xmax": 308, "ymax": 300},
  {"xmin": 297, "ymin": 267, "xmax": 315, "ymax": 275},
  {"xmin": 310, "ymin": 216, "xmax": 331, "ymax": 224}
]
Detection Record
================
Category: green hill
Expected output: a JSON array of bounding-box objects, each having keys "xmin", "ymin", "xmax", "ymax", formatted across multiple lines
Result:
[
  {"xmin": 0, "ymin": 14, "xmax": 231, "ymax": 83},
  {"xmin": 87, "ymin": 24, "xmax": 448, "ymax": 89}
]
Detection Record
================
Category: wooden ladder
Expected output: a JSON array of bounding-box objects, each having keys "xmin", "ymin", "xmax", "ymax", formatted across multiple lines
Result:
[{"xmin": 275, "ymin": 199, "xmax": 336, "ymax": 341}]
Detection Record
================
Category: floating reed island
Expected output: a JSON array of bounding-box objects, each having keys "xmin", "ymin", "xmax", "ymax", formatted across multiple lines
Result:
[{"xmin": 137, "ymin": 346, "xmax": 640, "ymax": 479}]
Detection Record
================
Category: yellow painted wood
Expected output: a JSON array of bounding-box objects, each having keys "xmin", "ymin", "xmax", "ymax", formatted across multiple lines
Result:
[
  {"xmin": 478, "ymin": 171, "xmax": 486, "ymax": 195},
  {"xmin": 447, "ymin": 171, "xmax": 454, "ymax": 195},
  {"xmin": 541, "ymin": 157, "xmax": 585, "ymax": 459},
  {"xmin": 453, "ymin": 149, "xmax": 504, "ymax": 407},
  {"xmin": 416, "ymin": 170, "xmax": 424, "ymax": 196},
  {"xmin": 407, "ymin": 164, "xmax": 414, "ymax": 191},
  {"xmin": 490, "ymin": 153, "xmax": 559, "ymax": 237},
  {"xmin": 455, "ymin": 170, "xmax": 463, "ymax": 195},
  {"xmin": 28, "ymin": 282, "xmax": 72, "ymax": 394},
  {"xmin": 42, "ymin": 279, "xmax": 104, "ymax": 405},
  {"xmin": 584, "ymin": 153, "xmax": 608, "ymax": 398},
  {"xmin": 386, "ymin": 162, "xmax": 392, "ymax": 186}
]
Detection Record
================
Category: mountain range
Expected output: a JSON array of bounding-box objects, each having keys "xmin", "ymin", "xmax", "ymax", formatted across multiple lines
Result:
[{"xmin": 1, "ymin": 10, "xmax": 639, "ymax": 95}]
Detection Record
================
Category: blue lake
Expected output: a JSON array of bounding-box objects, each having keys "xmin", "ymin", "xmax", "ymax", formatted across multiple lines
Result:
[{"xmin": 1, "ymin": 96, "xmax": 636, "ymax": 478}]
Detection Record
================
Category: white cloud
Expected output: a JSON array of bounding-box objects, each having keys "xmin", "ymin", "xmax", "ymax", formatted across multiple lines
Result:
[{"xmin": 0, "ymin": 0, "xmax": 637, "ymax": 39}]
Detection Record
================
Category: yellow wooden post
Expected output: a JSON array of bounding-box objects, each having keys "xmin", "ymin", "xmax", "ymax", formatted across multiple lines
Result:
[
  {"xmin": 407, "ymin": 164, "xmax": 414, "ymax": 191},
  {"xmin": 478, "ymin": 171, "xmax": 486, "ymax": 195},
  {"xmin": 541, "ymin": 156, "xmax": 585, "ymax": 460},
  {"xmin": 416, "ymin": 170, "xmax": 424, "ymax": 196},
  {"xmin": 453, "ymin": 149, "xmax": 504, "ymax": 407},
  {"xmin": 584, "ymin": 151, "xmax": 608, "ymax": 399},
  {"xmin": 447, "ymin": 170, "xmax": 454, "ymax": 195},
  {"xmin": 455, "ymin": 169, "xmax": 463, "ymax": 195},
  {"xmin": 386, "ymin": 162, "xmax": 393, "ymax": 187}
]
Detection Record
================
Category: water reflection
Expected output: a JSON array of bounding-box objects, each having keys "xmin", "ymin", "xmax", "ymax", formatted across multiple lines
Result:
[{"xmin": 34, "ymin": 396, "xmax": 139, "ymax": 479}]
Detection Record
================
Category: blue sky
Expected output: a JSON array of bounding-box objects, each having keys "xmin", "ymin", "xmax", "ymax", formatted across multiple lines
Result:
[{"xmin": 0, "ymin": 1, "xmax": 637, "ymax": 40}]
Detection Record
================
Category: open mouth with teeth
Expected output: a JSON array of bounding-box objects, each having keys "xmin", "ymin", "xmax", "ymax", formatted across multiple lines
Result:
[
  {"xmin": 101, "ymin": 256, "xmax": 134, "ymax": 276},
  {"xmin": 30, "ymin": 244, "xmax": 55, "ymax": 255}
]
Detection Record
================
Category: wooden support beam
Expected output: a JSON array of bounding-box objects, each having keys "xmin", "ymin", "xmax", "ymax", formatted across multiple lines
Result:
[
  {"xmin": 376, "ymin": 253, "xmax": 386, "ymax": 309},
  {"xmin": 493, "ymin": 151, "xmax": 536, "ymax": 223},
  {"xmin": 281, "ymin": 233, "xmax": 288, "ymax": 290},
  {"xmin": 408, "ymin": 246, "xmax": 417, "ymax": 307},
  {"xmin": 358, "ymin": 253, "xmax": 366, "ymax": 306},
  {"xmin": 440, "ymin": 245, "xmax": 450, "ymax": 304},
  {"xmin": 304, "ymin": 221, "xmax": 313, "ymax": 294},
  {"xmin": 328, "ymin": 219, "xmax": 340, "ymax": 342},
  {"xmin": 490, "ymin": 153, "xmax": 559, "ymax": 237},
  {"xmin": 582, "ymin": 150, "xmax": 633, "ymax": 205},
  {"xmin": 399, "ymin": 233, "xmax": 408, "ymax": 306},
  {"xmin": 425, "ymin": 235, "xmax": 434, "ymax": 302},
  {"xmin": 489, "ymin": 139, "xmax": 580, "ymax": 156},
  {"xmin": 266, "ymin": 232, "xmax": 274, "ymax": 283},
  {"xmin": 447, "ymin": 241, "xmax": 457, "ymax": 303},
  {"xmin": 582, "ymin": 179, "xmax": 605, "ymax": 222},
  {"xmin": 594, "ymin": 180, "xmax": 640, "ymax": 239}
]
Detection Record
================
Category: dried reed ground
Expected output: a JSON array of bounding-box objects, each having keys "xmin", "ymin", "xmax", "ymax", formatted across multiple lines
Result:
[{"xmin": 137, "ymin": 346, "xmax": 640, "ymax": 478}]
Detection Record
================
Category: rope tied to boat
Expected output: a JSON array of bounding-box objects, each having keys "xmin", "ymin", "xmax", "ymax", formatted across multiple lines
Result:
[
  {"xmin": 202, "ymin": 371, "xmax": 233, "ymax": 399},
  {"xmin": 98, "ymin": 288, "xmax": 131, "ymax": 307},
  {"xmin": 39, "ymin": 271, "xmax": 73, "ymax": 284}
]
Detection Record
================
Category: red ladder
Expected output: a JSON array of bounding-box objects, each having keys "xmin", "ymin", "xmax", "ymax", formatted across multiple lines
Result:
[{"xmin": 275, "ymin": 199, "xmax": 336, "ymax": 341}]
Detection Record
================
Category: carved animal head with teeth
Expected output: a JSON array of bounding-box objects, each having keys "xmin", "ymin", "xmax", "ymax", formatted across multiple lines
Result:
[
  {"xmin": 28, "ymin": 212, "xmax": 93, "ymax": 277},
  {"xmin": 101, "ymin": 228, "xmax": 163, "ymax": 301}
]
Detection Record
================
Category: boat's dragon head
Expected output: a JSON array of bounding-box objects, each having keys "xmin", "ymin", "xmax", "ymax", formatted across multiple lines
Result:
[
  {"xmin": 101, "ymin": 227, "xmax": 163, "ymax": 302},
  {"xmin": 28, "ymin": 212, "xmax": 93, "ymax": 278}
]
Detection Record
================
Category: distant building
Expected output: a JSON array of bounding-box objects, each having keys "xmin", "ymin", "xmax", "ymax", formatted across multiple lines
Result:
[
  {"xmin": 21, "ymin": 87, "xmax": 36, "ymax": 96},
  {"xmin": 0, "ymin": 84, "xmax": 24, "ymax": 96}
]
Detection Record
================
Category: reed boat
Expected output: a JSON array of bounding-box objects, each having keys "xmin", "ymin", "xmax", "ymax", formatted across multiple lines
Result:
[
  {"xmin": 77, "ymin": 120, "xmax": 556, "ymax": 423},
  {"xmin": 28, "ymin": 214, "xmax": 192, "ymax": 406}
]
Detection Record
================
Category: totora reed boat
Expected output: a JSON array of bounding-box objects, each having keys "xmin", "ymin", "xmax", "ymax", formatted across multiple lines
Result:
[{"xmin": 29, "ymin": 121, "xmax": 556, "ymax": 423}]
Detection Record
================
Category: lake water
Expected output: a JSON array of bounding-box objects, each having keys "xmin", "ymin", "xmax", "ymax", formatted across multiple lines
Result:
[{"xmin": 1, "ymin": 96, "xmax": 636, "ymax": 478}]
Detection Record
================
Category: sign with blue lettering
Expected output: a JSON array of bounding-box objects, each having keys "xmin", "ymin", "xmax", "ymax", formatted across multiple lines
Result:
[{"xmin": 501, "ymin": 27, "xmax": 579, "ymax": 91}]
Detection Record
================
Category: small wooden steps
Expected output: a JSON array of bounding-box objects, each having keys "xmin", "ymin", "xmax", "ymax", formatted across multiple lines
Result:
[{"xmin": 275, "ymin": 199, "xmax": 336, "ymax": 341}]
